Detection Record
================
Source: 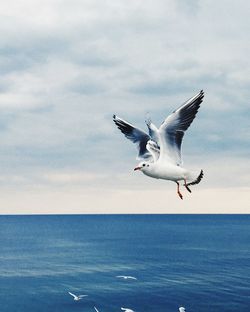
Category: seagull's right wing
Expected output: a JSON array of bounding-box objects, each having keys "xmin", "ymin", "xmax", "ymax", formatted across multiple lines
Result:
[{"xmin": 113, "ymin": 115, "xmax": 151, "ymax": 160}]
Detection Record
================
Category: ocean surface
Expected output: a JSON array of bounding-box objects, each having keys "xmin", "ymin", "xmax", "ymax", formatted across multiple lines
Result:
[{"xmin": 0, "ymin": 215, "xmax": 250, "ymax": 312}]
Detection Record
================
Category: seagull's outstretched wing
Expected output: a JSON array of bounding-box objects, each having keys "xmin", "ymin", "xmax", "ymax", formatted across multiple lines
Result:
[
  {"xmin": 94, "ymin": 307, "xmax": 100, "ymax": 312},
  {"xmin": 126, "ymin": 276, "xmax": 137, "ymax": 280},
  {"xmin": 68, "ymin": 292, "xmax": 77, "ymax": 299},
  {"xmin": 78, "ymin": 295, "xmax": 88, "ymax": 298},
  {"xmin": 158, "ymin": 90, "xmax": 204, "ymax": 165},
  {"xmin": 113, "ymin": 115, "xmax": 151, "ymax": 160}
]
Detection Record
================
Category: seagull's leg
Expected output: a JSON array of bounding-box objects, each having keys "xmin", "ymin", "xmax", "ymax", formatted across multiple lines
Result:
[
  {"xmin": 176, "ymin": 182, "xmax": 183, "ymax": 200},
  {"xmin": 184, "ymin": 179, "xmax": 192, "ymax": 193}
]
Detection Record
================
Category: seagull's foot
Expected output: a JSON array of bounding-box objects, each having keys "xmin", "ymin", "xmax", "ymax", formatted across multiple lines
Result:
[
  {"xmin": 184, "ymin": 179, "xmax": 192, "ymax": 193},
  {"xmin": 176, "ymin": 182, "xmax": 183, "ymax": 200},
  {"xmin": 177, "ymin": 191, "xmax": 183, "ymax": 200},
  {"xmin": 184, "ymin": 184, "xmax": 192, "ymax": 193}
]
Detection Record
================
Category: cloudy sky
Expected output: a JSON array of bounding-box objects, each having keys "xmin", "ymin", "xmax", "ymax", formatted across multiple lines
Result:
[{"xmin": 0, "ymin": 0, "xmax": 249, "ymax": 213}]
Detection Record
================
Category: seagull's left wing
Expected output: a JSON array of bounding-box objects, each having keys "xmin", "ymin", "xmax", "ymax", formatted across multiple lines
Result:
[
  {"xmin": 127, "ymin": 276, "xmax": 137, "ymax": 280},
  {"xmin": 68, "ymin": 292, "xmax": 77, "ymax": 299},
  {"xmin": 78, "ymin": 295, "xmax": 88, "ymax": 298},
  {"xmin": 113, "ymin": 115, "xmax": 151, "ymax": 160},
  {"xmin": 158, "ymin": 90, "xmax": 204, "ymax": 165}
]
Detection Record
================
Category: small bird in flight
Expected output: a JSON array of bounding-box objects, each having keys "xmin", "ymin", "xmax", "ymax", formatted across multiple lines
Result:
[
  {"xmin": 116, "ymin": 275, "xmax": 137, "ymax": 280},
  {"xmin": 113, "ymin": 90, "xmax": 204, "ymax": 199},
  {"xmin": 179, "ymin": 307, "xmax": 186, "ymax": 312},
  {"xmin": 68, "ymin": 291, "xmax": 88, "ymax": 301},
  {"xmin": 121, "ymin": 308, "xmax": 135, "ymax": 312}
]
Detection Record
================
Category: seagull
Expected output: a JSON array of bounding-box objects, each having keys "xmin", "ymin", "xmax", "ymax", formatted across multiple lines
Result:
[
  {"xmin": 121, "ymin": 308, "xmax": 135, "ymax": 312},
  {"xmin": 94, "ymin": 307, "xmax": 100, "ymax": 312},
  {"xmin": 113, "ymin": 90, "xmax": 204, "ymax": 199},
  {"xmin": 179, "ymin": 307, "xmax": 186, "ymax": 312},
  {"xmin": 116, "ymin": 275, "xmax": 137, "ymax": 280},
  {"xmin": 68, "ymin": 291, "xmax": 88, "ymax": 301}
]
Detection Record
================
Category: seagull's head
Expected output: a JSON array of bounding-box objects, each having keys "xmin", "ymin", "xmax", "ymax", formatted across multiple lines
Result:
[{"xmin": 134, "ymin": 161, "xmax": 150, "ymax": 172}]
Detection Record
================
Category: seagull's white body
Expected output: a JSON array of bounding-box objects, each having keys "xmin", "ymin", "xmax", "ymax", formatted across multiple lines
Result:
[
  {"xmin": 140, "ymin": 161, "xmax": 189, "ymax": 181},
  {"xmin": 116, "ymin": 275, "xmax": 137, "ymax": 280},
  {"xmin": 121, "ymin": 308, "xmax": 135, "ymax": 312},
  {"xmin": 179, "ymin": 307, "xmax": 186, "ymax": 312},
  {"xmin": 113, "ymin": 90, "xmax": 204, "ymax": 199},
  {"xmin": 68, "ymin": 291, "xmax": 88, "ymax": 301}
]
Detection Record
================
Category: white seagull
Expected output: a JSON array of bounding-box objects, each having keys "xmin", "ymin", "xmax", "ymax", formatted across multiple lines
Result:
[
  {"xmin": 113, "ymin": 90, "xmax": 204, "ymax": 199},
  {"xmin": 116, "ymin": 275, "xmax": 137, "ymax": 280},
  {"xmin": 121, "ymin": 308, "xmax": 135, "ymax": 312},
  {"xmin": 68, "ymin": 291, "xmax": 88, "ymax": 301},
  {"xmin": 179, "ymin": 307, "xmax": 186, "ymax": 312},
  {"xmin": 94, "ymin": 307, "xmax": 100, "ymax": 312}
]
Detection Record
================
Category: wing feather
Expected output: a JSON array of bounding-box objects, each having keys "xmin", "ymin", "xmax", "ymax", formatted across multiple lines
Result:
[
  {"xmin": 113, "ymin": 115, "xmax": 151, "ymax": 160},
  {"xmin": 158, "ymin": 90, "xmax": 204, "ymax": 165}
]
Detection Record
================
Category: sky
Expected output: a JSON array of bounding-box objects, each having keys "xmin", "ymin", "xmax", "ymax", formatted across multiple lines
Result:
[{"xmin": 0, "ymin": 0, "xmax": 249, "ymax": 214}]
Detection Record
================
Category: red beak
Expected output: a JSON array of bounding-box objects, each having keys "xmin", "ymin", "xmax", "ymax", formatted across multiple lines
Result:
[{"xmin": 134, "ymin": 166, "xmax": 141, "ymax": 171}]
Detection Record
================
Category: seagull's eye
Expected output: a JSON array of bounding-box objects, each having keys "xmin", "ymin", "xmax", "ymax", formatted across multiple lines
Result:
[{"xmin": 142, "ymin": 164, "xmax": 146, "ymax": 167}]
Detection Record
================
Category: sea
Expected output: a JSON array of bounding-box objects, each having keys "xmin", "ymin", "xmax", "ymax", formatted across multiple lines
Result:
[{"xmin": 0, "ymin": 214, "xmax": 250, "ymax": 312}]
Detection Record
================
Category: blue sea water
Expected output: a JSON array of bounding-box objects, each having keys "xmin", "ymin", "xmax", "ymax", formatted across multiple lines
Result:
[{"xmin": 0, "ymin": 215, "xmax": 250, "ymax": 312}]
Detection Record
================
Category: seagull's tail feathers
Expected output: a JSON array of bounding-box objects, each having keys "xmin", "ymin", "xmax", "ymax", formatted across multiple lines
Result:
[{"xmin": 186, "ymin": 169, "xmax": 204, "ymax": 186}]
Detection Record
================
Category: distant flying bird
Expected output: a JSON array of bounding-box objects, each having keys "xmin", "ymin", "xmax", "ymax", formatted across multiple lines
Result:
[
  {"xmin": 116, "ymin": 275, "xmax": 137, "ymax": 280},
  {"xmin": 113, "ymin": 90, "xmax": 204, "ymax": 199},
  {"xmin": 94, "ymin": 307, "xmax": 100, "ymax": 312},
  {"xmin": 179, "ymin": 307, "xmax": 186, "ymax": 312},
  {"xmin": 68, "ymin": 291, "xmax": 88, "ymax": 301},
  {"xmin": 121, "ymin": 308, "xmax": 135, "ymax": 312}
]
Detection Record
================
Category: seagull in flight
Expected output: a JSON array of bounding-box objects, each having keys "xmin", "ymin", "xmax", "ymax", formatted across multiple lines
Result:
[
  {"xmin": 94, "ymin": 307, "xmax": 100, "ymax": 312},
  {"xmin": 179, "ymin": 307, "xmax": 186, "ymax": 312},
  {"xmin": 116, "ymin": 275, "xmax": 137, "ymax": 280},
  {"xmin": 121, "ymin": 308, "xmax": 135, "ymax": 312},
  {"xmin": 68, "ymin": 291, "xmax": 88, "ymax": 301},
  {"xmin": 113, "ymin": 90, "xmax": 204, "ymax": 199}
]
